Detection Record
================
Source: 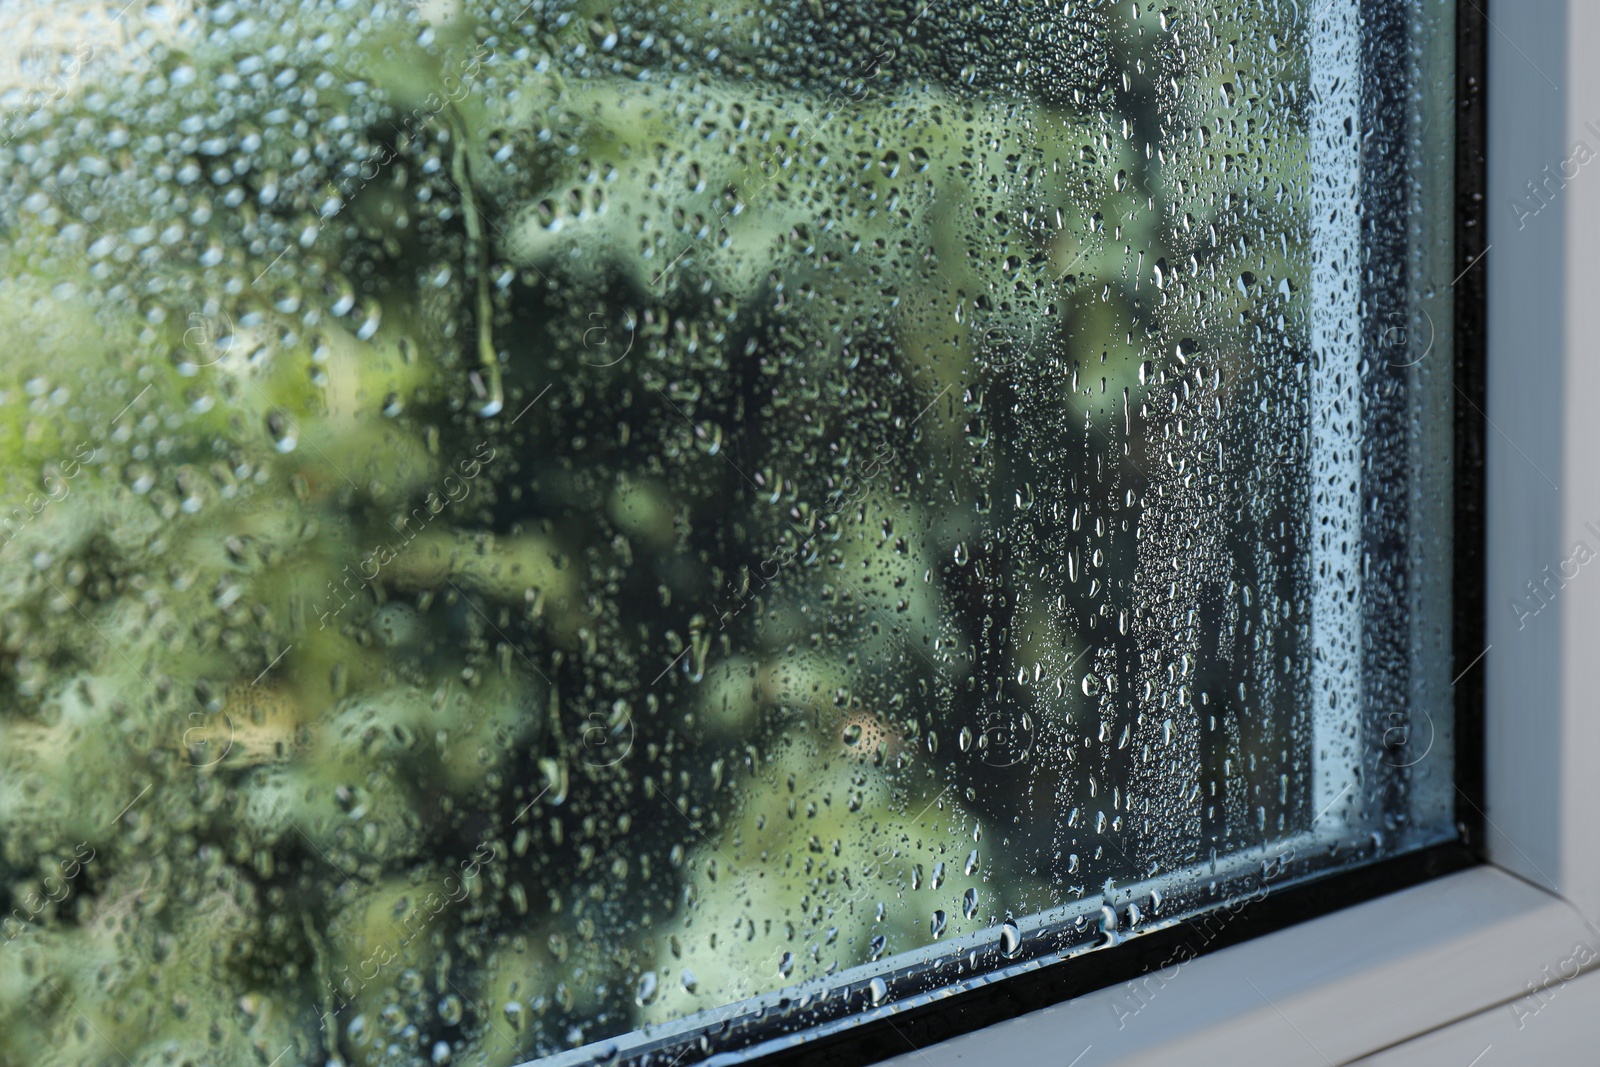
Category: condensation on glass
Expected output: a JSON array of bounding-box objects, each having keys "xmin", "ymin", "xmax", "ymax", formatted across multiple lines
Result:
[{"xmin": 0, "ymin": 0, "xmax": 1458, "ymax": 1063}]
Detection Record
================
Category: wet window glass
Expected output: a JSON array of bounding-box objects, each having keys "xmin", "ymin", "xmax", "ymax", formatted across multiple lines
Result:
[{"xmin": 0, "ymin": 0, "xmax": 1459, "ymax": 1063}]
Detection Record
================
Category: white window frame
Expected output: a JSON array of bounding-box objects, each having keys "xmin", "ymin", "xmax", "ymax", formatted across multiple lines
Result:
[{"xmin": 870, "ymin": 2, "xmax": 1600, "ymax": 1064}]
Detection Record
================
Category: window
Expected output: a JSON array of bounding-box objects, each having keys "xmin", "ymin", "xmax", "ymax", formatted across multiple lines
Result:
[{"xmin": 0, "ymin": 1, "xmax": 1474, "ymax": 1066}]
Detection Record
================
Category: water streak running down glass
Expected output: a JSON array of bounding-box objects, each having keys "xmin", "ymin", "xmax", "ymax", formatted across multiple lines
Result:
[{"xmin": 0, "ymin": 0, "xmax": 1459, "ymax": 1063}]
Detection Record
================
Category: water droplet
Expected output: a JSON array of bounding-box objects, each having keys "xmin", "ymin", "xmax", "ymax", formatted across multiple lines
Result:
[
  {"xmin": 1000, "ymin": 921, "xmax": 1022, "ymax": 957},
  {"xmin": 265, "ymin": 410, "xmax": 297, "ymax": 453}
]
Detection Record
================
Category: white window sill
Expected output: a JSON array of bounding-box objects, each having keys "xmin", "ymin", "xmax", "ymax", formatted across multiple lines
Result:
[{"xmin": 882, "ymin": 866, "xmax": 1596, "ymax": 1066}]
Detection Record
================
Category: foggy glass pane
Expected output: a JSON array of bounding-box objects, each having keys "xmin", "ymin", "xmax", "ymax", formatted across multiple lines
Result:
[{"xmin": 0, "ymin": 0, "xmax": 1458, "ymax": 1063}]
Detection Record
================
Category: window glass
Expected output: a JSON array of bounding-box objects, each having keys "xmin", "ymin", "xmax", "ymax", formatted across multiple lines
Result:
[{"xmin": 0, "ymin": 0, "xmax": 1457, "ymax": 1064}]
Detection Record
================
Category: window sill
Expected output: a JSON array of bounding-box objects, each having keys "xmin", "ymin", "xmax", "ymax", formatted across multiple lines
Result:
[{"xmin": 878, "ymin": 867, "xmax": 1593, "ymax": 1066}]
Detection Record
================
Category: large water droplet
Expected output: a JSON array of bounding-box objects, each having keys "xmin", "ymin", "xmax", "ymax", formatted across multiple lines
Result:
[{"xmin": 1000, "ymin": 921, "xmax": 1022, "ymax": 957}]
